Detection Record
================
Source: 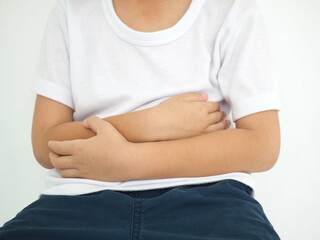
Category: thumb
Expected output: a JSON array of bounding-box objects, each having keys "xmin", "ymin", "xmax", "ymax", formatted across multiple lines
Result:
[{"xmin": 83, "ymin": 115, "xmax": 105, "ymax": 134}]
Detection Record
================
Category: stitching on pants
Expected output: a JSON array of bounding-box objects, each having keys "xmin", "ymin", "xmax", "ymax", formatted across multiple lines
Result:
[{"xmin": 131, "ymin": 199, "xmax": 143, "ymax": 240}]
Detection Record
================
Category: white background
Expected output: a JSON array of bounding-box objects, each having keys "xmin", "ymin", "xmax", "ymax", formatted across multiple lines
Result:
[{"xmin": 0, "ymin": 0, "xmax": 319, "ymax": 239}]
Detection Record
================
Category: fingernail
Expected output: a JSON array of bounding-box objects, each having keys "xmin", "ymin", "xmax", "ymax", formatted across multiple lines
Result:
[
  {"xmin": 223, "ymin": 112, "xmax": 226, "ymax": 118},
  {"xmin": 48, "ymin": 141, "xmax": 54, "ymax": 148}
]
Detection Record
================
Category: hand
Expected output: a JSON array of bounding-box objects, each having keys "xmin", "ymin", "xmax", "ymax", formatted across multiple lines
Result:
[
  {"xmin": 150, "ymin": 93, "xmax": 230, "ymax": 141},
  {"xmin": 48, "ymin": 116, "xmax": 134, "ymax": 182}
]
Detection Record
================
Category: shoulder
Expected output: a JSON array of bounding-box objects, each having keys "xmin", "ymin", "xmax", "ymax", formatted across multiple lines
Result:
[
  {"xmin": 215, "ymin": 0, "xmax": 266, "ymax": 47},
  {"xmin": 224, "ymin": 0, "xmax": 262, "ymax": 26},
  {"xmin": 52, "ymin": 0, "xmax": 102, "ymax": 20},
  {"xmin": 203, "ymin": 0, "xmax": 260, "ymax": 16},
  {"xmin": 202, "ymin": 0, "xmax": 263, "ymax": 36},
  {"xmin": 63, "ymin": 0, "xmax": 101, "ymax": 9}
]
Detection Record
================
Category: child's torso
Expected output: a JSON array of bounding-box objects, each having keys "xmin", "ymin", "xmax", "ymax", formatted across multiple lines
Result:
[{"xmin": 39, "ymin": 0, "xmax": 260, "ymax": 196}]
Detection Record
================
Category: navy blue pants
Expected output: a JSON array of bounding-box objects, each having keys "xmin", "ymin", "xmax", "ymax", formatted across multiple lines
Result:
[{"xmin": 0, "ymin": 180, "xmax": 280, "ymax": 239}]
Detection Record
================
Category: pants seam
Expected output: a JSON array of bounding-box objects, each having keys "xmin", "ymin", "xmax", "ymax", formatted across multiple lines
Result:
[{"xmin": 131, "ymin": 198, "xmax": 143, "ymax": 240}]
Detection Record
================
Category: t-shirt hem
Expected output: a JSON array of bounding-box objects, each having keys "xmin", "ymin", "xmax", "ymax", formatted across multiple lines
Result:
[
  {"xmin": 232, "ymin": 91, "xmax": 281, "ymax": 121},
  {"xmin": 32, "ymin": 78, "xmax": 75, "ymax": 110},
  {"xmin": 41, "ymin": 170, "xmax": 256, "ymax": 197}
]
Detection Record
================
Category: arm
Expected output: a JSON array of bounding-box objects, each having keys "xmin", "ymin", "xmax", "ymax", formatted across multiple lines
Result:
[
  {"xmin": 127, "ymin": 110, "xmax": 280, "ymax": 180},
  {"xmin": 33, "ymin": 93, "xmax": 228, "ymax": 169},
  {"xmin": 47, "ymin": 110, "xmax": 280, "ymax": 181}
]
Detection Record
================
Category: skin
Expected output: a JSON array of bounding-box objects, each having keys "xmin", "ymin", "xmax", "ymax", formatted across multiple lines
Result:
[
  {"xmin": 33, "ymin": 0, "xmax": 281, "ymax": 182},
  {"xmin": 112, "ymin": 0, "xmax": 193, "ymax": 32}
]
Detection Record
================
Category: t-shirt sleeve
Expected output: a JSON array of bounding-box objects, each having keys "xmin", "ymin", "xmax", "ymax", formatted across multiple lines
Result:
[
  {"xmin": 217, "ymin": 7, "xmax": 281, "ymax": 121},
  {"xmin": 32, "ymin": 0, "xmax": 74, "ymax": 110}
]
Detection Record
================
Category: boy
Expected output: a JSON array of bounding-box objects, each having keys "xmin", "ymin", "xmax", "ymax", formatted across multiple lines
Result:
[{"xmin": 0, "ymin": 0, "xmax": 281, "ymax": 239}]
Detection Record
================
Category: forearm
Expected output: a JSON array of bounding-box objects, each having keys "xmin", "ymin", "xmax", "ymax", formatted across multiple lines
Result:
[
  {"xmin": 128, "ymin": 128, "xmax": 280, "ymax": 180},
  {"xmin": 105, "ymin": 107, "xmax": 158, "ymax": 143},
  {"xmin": 37, "ymin": 107, "xmax": 157, "ymax": 168}
]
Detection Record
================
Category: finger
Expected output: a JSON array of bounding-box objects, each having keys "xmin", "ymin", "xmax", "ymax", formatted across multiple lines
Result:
[
  {"xmin": 174, "ymin": 92, "xmax": 208, "ymax": 102},
  {"xmin": 58, "ymin": 168, "xmax": 80, "ymax": 178},
  {"xmin": 205, "ymin": 120, "xmax": 231, "ymax": 132},
  {"xmin": 83, "ymin": 115, "xmax": 106, "ymax": 134},
  {"xmin": 49, "ymin": 152, "xmax": 60, "ymax": 159},
  {"xmin": 48, "ymin": 140, "xmax": 75, "ymax": 155},
  {"xmin": 50, "ymin": 155, "xmax": 75, "ymax": 170},
  {"xmin": 207, "ymin": 111, "xmax": 225, "ymax": 125},
  {"xmin": 205, "ymin": 102, "xmax": 221, "ymax": 113}
]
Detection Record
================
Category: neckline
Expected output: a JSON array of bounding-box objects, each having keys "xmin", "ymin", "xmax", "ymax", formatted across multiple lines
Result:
[{"xmin": 102, "ymin": 0, "xmax": 205, "ymax": 46}]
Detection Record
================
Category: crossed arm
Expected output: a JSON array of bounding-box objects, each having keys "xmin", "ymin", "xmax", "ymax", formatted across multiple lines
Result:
[{"xmin": 32, "ymin": 94, "xmax": 280, "ymax": 182}]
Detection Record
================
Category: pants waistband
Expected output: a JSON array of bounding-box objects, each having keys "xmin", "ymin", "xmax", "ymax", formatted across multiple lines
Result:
[{"xmin": 114, "ymin": 181, "xmax": 217, "ymax": 199}]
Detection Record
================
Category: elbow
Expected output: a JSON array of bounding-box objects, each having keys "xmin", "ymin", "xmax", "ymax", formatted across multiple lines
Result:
[
  {"xmin": 236, "ymin": 110, "xmax": 281, "ymax": 173},
  {"xmin": 254, "ymin": 132, "xmax": 281, "ymax": 172},
  {"xmin": 258, "ymin": 148, "xmax": 280, "ymax": 172},
  {"xmin": 32, "ymin": 135, "xmax": 54, "ymax": 169},
  {"xmin": 33, "ymin": 153, "xmax": 54, "ymax": 169}
]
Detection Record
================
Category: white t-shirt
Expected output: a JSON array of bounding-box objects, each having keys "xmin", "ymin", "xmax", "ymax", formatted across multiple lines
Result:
[{"xmin": 33, "ymin": 0, "xmax": 281, "ymax": 196}]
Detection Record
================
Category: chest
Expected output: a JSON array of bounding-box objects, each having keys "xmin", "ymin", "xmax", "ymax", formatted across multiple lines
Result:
[
  {"xmin": 69, "ymin": 36, "xmax": 214, "ymax": 119},
  {"xmin": 66, "ymin": 0, "xmax": 223, "ymax": 120}
]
